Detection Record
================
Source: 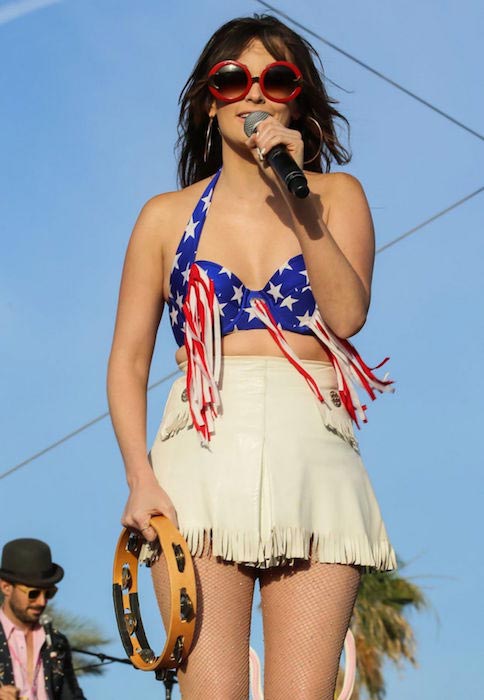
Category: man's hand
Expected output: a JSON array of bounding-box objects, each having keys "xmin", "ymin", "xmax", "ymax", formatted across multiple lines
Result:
[{"xmin": 0, "ymin": 684, "xmax": 21, "ymax": 699}]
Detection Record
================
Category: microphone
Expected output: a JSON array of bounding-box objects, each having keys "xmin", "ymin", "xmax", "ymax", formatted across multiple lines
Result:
[
  {"xmin": 244, "ymin": 111, "xmax": 309, "ymax": 199},
  {"xmin": 39, "ymin": 612, "xmax": 54, "ymax": 649}
]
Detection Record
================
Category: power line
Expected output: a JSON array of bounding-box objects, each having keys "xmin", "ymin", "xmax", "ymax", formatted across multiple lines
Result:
[
  {"xmin": 1, "ymin": 186, "xmax": 482, "ymax": 481},
  {"xmin": 376, "ymin": 187, "xmax": 484, "ymax": 254},
  {"xmin": 254, "ymin": 0, "xmax": 484, "ymax": 142},
  {"xmin": 0, "ymin": 370, "xmax": 181, "ymax": 481}
]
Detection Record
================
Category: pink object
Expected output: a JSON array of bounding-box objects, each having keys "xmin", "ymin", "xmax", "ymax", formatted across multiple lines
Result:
[
  {"xmin": 249, "ymin": 630, "xmax": 357, "ymax": 700},
  {"xmin": 249, "ymin": 646, "xmax": 264, "ymax": 700},
  {"xmin": 0, "ymin": 608, "xmax": 48, "ymax": 700},
  {"xmin": 338, "ymin": 629, "xmax": 357, "ymax": 700}
]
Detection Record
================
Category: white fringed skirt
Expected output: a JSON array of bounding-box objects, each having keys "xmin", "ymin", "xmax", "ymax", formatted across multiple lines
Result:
[{"xmin": 149, "ymin": 356, "xmax": 396, "ymax": 571}]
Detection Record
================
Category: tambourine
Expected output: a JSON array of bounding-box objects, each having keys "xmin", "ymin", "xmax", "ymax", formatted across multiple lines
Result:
[{"xmin": 112, "ymin": 515, "xmax": 197, "ymax": 673}]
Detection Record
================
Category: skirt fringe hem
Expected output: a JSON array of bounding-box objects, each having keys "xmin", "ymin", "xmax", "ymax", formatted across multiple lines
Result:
[{"xmin": 181, "ymin": 525, "xmax": 397, "ymax": 571}]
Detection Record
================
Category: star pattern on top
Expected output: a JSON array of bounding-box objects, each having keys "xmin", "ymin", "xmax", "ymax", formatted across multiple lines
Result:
[
  {"xmin": 167, "ymin": 169, "xmax": 317, "ymax": 347},
  {"xmin": 169, "ymin": 307, "xmax": 179, "ymax": 326},
  {"xmin": 280, "ymin": 295, "xmax": 297, "ymax": 310},
  {"xmin": 296, "ymin": 310, "xmax": 313, "ymax": 327},
  {"xmin": 244, "ymin": 305, "xmax": 260, "ymax": 322},
  {"xmin": 278, "ymin": 260, "xmax": 293, "ymax": 275},
  {"xmin": 299, "ymin": 269, "xmax": 309, "ymax": 284},
  {"xmin": 181, "ymin": 263, "xmax": 191, "ymax": 284},
  {"xmin": 184, "ymin": 216, "xmax": 199, "ymax": 240},
  {"xmin": 201, "ymin": 189, "xmax": 213, "ymax": 213},
  {"xmin": 267, "ymin": 282, "xmax": 284, "ymax": 301},
  {"xmin": 231, "ymin": 285, "xmax": 244, "ymax": 303}
]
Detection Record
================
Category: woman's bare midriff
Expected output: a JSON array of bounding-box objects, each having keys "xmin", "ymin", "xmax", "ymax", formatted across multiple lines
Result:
[{"xmin": 175, "ymin": 329, "xmax": 331, "ymax": 365}]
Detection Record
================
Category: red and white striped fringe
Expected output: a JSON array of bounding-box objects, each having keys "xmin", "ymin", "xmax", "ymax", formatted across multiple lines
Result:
[
  {"xmin": 308, "ymin": 309, "xmax": 394, "ymax": 426},
  {"xmin": 182, "ymin": 266, "xmax": 222, "ymax": 446},
  {"xmin": 252, "ymin": 299, "xmax": 393, "ymax": 427},
  {"xmin": 183, "ymin": 269, "xmax": 393, "ymax": 444}
]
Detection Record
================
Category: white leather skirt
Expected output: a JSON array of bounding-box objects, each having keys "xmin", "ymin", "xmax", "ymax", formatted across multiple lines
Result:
[{"xmin": 149, "ymin": 356, "xmax": 396, "ymax": 570}]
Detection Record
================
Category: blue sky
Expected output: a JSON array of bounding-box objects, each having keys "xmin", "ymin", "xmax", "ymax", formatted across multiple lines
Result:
[{"xmin": 1, "ymin": 1, "xmax": 483, "ymax": 698}]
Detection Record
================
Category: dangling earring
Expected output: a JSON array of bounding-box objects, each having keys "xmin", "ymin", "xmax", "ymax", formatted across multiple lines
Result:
[
  {"xmin": 303, "ymin": 116, "xmax": 324, "ymax": 165},
  {"xmin": 203, "ymin": 117, "xmax": 214, "ymax": 163}
]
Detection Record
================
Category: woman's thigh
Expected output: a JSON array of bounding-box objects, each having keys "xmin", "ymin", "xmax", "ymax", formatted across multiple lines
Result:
[
  {"xmin": 259, "ymin": 560, "xmax": 361, "ymax": 700},
  {"xmin": 152, "ymin": 553, "xmax": 257, "ymax": 700}
]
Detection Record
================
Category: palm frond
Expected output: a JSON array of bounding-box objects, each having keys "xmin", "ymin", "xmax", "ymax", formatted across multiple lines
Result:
[
  {"xmin": 347, "ymin": 559, "xmax": 428, "ymax": 699},
  {"xmin": 49, "ymin": 606, "xmax": 111, "ymax": 676}
]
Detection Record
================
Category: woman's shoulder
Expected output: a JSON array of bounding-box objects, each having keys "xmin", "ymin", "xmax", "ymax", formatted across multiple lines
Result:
[
  {"xmin": 306, "ymin": 170, "xmax": 367, "ymax": 199},
  {"xmin": 306, "ymin": 171, "xmax": 370, "ymax": 221},
  {"xmin": 132, "ymin": 177, "xmax": 214, "ymax": 249},
  {"xmin": 140, "ymin": 177, "xmax": 214, "ymax": 222}
]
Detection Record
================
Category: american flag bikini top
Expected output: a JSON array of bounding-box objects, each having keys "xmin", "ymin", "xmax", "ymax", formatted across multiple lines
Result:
[
  {"xmin": 167, "ymin": 169, "xmax": 393, "ymax": 446},
  {"xmin": 167, "ymin": 168, "xmax": 315, "ymax": 347}
]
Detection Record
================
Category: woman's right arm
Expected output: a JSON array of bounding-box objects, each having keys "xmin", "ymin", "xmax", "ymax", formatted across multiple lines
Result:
[{"xmin": 107, "ymin": 195, "xmax": 177, "ymax": 541}]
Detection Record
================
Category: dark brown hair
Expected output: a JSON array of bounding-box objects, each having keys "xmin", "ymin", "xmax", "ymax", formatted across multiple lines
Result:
[{"xmin": 176, "ymin": 15, "xmax": 351, "ymax": 188}]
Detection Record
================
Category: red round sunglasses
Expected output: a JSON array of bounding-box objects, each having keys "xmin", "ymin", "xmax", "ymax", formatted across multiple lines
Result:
[{"xmin": 207, "ymin": 60, "xmax": 302, "ymax": 104}]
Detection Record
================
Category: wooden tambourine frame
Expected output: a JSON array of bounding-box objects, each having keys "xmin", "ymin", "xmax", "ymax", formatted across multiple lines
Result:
[{"xmin": 112, "ymin": 516, "xmax": 197, "ymax": 672}]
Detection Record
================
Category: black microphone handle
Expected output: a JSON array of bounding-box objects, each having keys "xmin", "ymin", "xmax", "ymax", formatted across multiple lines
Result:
[
  {"xmin": 265, "ymin": 146, "xmax": 309, "ymax": 199},
  {"xmin": 44, "ymin": 621, "xmax": 54, "ymax": 648}
]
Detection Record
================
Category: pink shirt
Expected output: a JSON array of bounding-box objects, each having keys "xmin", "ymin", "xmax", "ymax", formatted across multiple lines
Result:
[{"xmin": 0, "ymin": 608, "xmax": 48, "ymax": 700}]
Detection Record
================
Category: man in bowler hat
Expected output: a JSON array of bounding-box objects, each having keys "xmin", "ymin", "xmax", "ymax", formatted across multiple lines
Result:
[{"xmin": 0, "ymin": 538, "xmax": 86, "ymax": 699}]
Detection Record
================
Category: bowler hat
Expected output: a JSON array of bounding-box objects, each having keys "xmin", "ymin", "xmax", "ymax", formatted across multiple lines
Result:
[{"xmin": 0, "ymin": 538, "xmax": 64, "ymax": 587}]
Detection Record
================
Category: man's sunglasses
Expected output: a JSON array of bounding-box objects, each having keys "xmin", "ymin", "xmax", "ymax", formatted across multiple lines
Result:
[
  {"xmin": 207, "ymin": 60, "xmax": 302, "ymax": 103},
  {"xmin": 15, "ymin": 583, "xmax": 58, "ymax": 600}
]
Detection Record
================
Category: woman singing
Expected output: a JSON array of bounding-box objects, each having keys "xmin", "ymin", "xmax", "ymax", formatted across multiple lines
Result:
[{"xmin": 107, "ymin": 14, "xmax": 396, "ymax": 700}]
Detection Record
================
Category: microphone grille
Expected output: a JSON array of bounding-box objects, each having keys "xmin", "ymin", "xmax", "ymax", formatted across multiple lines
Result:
[
  {"xmin": 243, "ymin": 111, "xmax": 270, "ymax": 138},
  {"xmin": 39, "ymin": 612, "xmax": 52, "ymax": 626}
]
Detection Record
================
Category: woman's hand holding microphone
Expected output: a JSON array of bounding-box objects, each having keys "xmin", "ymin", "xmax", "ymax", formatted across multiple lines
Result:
[{"xmin": 244, "ymin": 113, "xmax": 309, "ymax": 198}]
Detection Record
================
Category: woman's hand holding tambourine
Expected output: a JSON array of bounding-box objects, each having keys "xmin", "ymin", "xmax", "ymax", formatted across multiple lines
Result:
[
  {"xmin": 113, "ymin": 514, "xmax": 197, "ymax": 671},
  {"xmin": 122, "ymin": 468, "xmax": 178, "ymax": 542}
]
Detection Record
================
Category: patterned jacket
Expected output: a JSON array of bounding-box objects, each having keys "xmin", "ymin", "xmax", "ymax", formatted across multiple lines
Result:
[{"xmin": 0, "ymin": 621, "xmax": 86, "ymax": 699}]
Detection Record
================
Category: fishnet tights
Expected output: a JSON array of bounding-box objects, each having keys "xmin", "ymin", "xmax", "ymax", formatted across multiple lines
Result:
[
  {"xmin": 152, "ymin": 555, "xmax": 256, "ymax": 700},
  {"xmin": 151, "ymin": 556, "xmax": 361, "ymax": 700},
  {"xmin": 260, "ymin": 560, "xmax": 361, "ymax": 700}
]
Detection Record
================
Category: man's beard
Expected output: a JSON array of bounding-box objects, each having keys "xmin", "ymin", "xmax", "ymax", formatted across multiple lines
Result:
[{"xmin": 10, "ymin": 598, "xmax": 44, "ymax": 625}]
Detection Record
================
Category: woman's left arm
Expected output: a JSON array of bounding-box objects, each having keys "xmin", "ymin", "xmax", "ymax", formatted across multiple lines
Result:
[
  {"xmin": 287, "ymin": 173, "xmax": 375, "ymax": 338},
  {"xmin": 248, "ymin": 119, "xmax": 375, "ymax": 339}
]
